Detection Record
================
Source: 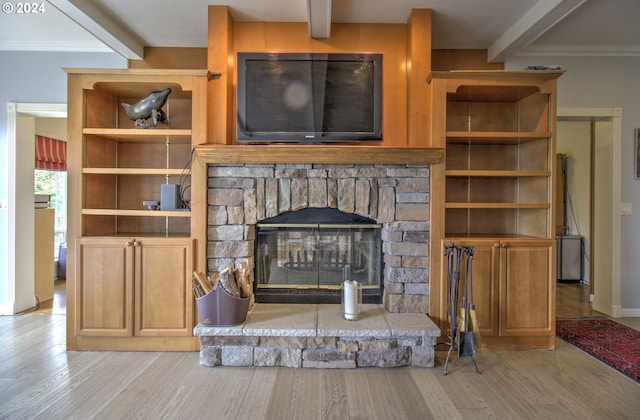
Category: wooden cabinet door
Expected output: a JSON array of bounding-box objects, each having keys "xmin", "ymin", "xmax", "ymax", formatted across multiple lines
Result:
[
  {"xmin": 77, "ymin": 237, "xmax": 134, "ymax": 336},
  {"xmin": 499, "ymin": 240, "xmax": 555, "ymax": 337},
  {"xmin": 134, "ymin": 238, "xmax": 194, "ymax": 336},
  {"xmin": 463, "ymin": 240, "xmax": 500, "ymax": 338}
]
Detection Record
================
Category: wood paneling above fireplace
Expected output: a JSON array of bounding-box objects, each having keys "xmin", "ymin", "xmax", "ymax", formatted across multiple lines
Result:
[{"xmin": 206, "ymin": 6, "xmax": 432, "ymax": 147}]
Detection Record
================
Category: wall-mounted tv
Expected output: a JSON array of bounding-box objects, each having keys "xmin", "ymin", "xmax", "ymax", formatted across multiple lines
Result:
[{"xmin": 236, "ymin": 52, "xmax": 382, "ymax": 143}]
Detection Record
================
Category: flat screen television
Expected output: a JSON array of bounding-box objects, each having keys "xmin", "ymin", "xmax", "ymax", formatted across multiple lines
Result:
[{"xmin": 236, "ymin": 52, "xmax": 382, "ymax": 143}]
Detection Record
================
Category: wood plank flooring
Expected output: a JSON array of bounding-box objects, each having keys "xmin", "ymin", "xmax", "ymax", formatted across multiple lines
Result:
[
  {"xmin": 556, "ymin": 282, "xmax": 606, "ymax": 319},
  {"xmin": 32, "ymin": 280, "xmax": 66, "ymax": 315},
  {"xmin": 2, "ymin": 312, "xmax": 640, "ymax": 419},
  {"xmin": 2, "ymin": 281, "xmax": 639, "ymax": 418}
]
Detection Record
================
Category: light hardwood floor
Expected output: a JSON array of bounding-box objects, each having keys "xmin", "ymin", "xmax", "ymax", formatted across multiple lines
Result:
[
  {"xmin": 556, "ymin": 282, "xmax": 605, "ymax": 319},
  {"xmin": 2, "ymin": 305, "xmax": 640, "ymax": 419},
  {"xmin": 556, "ymin": 281, "xmax": 640, "ymax": 329},
  {"xmin": 32, "ymin": 280, "xmax": 66, "ymax": 315}
]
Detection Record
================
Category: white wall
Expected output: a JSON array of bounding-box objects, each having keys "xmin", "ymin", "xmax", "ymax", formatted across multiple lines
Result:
[
  {"xmin": 12, "ymin": 115, "xmax": 36, "ymax": 311},
  {"xmin": 0, "ymin": 51, "xmax": 126, "ymax": 312},
  {"xmin": 36, "ymin": 118, "xmax": 67, "ymax": 141},
  {"xmin": 507, "ymin": 56, "xmax": 640, "ymax": 314}
]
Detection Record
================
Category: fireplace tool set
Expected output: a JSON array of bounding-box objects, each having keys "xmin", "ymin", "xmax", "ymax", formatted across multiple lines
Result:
[{"xmin": 444, "ymin": 243, "xmax": 481, "ymax": 375}]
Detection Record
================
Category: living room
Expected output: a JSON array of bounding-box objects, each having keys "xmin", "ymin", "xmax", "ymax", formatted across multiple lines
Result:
[{"xmin": 1, "ymin": 0, "xmax": 640, "ymax": 416}]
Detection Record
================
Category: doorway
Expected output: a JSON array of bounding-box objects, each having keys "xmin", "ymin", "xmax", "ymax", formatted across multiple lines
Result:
[
  {"xmin": 34, "ymin": 167, "xmax": 67, "ymax": 314},
  {"xmin": 555, "ymin": 107, "xmax": 622, "ymax": 319},
  {"xmin": 3, "ymin": 102, "xmax": 67, "ymax": 315}
]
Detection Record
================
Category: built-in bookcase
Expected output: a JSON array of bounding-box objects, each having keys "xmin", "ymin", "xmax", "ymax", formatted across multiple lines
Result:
[
  {"xmin": 77, "ymin": 76, "xmax": 203, "ymax": 237},
  {"xmin": 428, "ymin": 71, "xmax": 563, "ymax": 350},
  {"xmin": 433, "ymin": 74, "xmax": 560, "ymax": 239},
  {"xmin": 65, "ymin": 69, "xmax": 207, "ymax": 351}
]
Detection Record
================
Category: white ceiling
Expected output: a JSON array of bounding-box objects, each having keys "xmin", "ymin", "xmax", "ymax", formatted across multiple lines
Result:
[{"xmin": 0, "ymin": 0, "xmax": 638, "ymax": 62}]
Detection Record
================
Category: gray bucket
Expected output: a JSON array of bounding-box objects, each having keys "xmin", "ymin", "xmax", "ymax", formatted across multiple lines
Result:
[{"xmin": 196, "ymin": 284, "xmax": 250, "ymax": 326}]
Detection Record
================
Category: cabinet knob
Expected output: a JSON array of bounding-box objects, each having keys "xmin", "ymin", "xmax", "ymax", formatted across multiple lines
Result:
[{"xmin": 126, "ymin": 240, "xmax": 134, "ymax": 247}]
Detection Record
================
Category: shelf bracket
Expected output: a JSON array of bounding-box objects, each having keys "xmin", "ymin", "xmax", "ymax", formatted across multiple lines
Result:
[{"xmin": 207, "ymin": 71, "xmax": 222, "ymax": 81}]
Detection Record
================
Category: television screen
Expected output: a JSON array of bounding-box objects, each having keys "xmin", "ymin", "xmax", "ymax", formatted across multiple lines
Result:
[{"xmin": 236, "ymin": 53, "xmax": 382, "ymax": 143}]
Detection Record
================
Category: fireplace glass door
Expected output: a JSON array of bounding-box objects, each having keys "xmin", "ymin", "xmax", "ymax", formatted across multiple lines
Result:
[{"xmin": 255, "ymin": 223, "xmax": 382, "ymax": 302}]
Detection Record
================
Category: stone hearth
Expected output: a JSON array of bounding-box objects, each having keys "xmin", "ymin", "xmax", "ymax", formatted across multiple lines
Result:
[
  {"xmin": 207, "ymin": 163, "xmax": 431, "ymax": 313},
  {"xmin": 195, "ymin": 303, "xmax": 440, "ymax": 368}
]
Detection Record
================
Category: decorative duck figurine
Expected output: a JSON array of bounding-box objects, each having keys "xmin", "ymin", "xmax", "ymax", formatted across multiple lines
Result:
[{"xmin": 121, "ymin": 88, "xmax": 171, "ymax": 128}]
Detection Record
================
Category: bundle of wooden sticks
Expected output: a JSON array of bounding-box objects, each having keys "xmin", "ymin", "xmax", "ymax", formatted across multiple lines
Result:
[{"xmin": 192, "ymin": 262, "xmax": 252, "ymax": 299}]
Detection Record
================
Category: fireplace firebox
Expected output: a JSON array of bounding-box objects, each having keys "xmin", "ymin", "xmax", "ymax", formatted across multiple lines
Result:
[{"xmin": 255, "ymin": 208, "xmax": 382, "ymax": 303}]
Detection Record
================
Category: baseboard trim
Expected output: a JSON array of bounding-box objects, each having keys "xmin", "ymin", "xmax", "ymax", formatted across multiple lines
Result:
[{"xmin": 617, "ymin": 307, "xmax": 640, "ymax": 318}]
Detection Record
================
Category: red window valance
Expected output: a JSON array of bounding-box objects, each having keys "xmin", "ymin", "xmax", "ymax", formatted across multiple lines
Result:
[{"xmin": 35, "ymin": 135, "xmax": 66, "ymax": 171}]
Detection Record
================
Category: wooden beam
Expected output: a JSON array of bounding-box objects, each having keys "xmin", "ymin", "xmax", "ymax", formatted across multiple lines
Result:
[
  {"xmin": 48, "ymin": 0, "xmax": 144, "ymax": 59},
  {"xmin": 487, "ymin": 0, "xmax": 587, "ymax": 63},
  {"xmin": 307, "ymin": 0, "xmax": 332, "ymax": 39}
]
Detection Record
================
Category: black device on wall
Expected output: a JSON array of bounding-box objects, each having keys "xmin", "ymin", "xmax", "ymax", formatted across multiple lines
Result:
[{"xmin": 236, "ymin": 52, "xmax": 383, "ymax": 143}]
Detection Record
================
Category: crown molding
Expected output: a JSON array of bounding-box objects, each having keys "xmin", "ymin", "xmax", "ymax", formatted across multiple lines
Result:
[
  {"xmin": 517, "ymin": 44, "xmax": 640, "ymax": 57},
  {"xmin": 0, "ymin": 40, "xmax": 113, "ymax": 53}
]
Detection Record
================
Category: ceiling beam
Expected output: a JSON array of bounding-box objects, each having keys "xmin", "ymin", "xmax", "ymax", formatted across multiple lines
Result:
[
  {"xmin": 307, "ymin": 0, "xmax": 332, "ymax": 39},
  {"xmin": 48, "ymin": 0, "xmax": 144, "ymax": 59},
  {"xmin": 487, "ymin": 0, "xmax": 587, "ymax": 63}
]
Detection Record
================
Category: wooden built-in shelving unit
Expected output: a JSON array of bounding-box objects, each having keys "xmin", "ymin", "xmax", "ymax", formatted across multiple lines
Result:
[
  {"xmin": 428, "ymin": 70, "xmax": 563, "ymax": 350},
  {"xmin": 65, "ymin": 69, "xmax": 207, "ymax": 351},
  {"xmin": 64, "ymin": 8, "xmax": 564, "ymax": 353}
]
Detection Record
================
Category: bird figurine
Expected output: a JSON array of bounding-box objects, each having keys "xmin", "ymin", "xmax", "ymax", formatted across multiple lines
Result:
[{"xmin": 121, "ymin": 88, "xmax": 171, "ymax": 128}]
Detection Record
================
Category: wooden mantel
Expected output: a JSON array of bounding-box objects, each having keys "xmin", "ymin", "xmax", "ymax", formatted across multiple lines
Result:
[{"xmin": 194, "ymin": 144, "xmax": 444, "ymax": 165}]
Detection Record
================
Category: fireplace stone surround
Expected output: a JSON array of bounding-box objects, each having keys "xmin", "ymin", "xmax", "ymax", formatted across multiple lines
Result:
[
  {"xmin": 207, "ymin": 162, "xmax": 431, "ymax": 313},
  {"xmin": 194, "ymin": 146, "xmax": 444, "ymax": 368}
]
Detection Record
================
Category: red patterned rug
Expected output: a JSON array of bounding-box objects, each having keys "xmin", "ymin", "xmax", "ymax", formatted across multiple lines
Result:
[{"xmin": 556, "ymin": 319, "xmax": 640, "ymax": 383}]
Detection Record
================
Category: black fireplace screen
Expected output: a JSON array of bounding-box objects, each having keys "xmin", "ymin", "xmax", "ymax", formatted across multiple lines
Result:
[{"xmin": 255, "ymin": 216, "xmax": 382, "ymax": 303}]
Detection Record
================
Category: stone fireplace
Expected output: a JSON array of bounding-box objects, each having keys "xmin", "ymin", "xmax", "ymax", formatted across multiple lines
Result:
[
  {"xmin": 195, "ymin": 146, "xmax": 443, "ymax": 368},
  {"xmin": 207, "ymin": 161, "xmax": 431, "ymax": 313}
]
